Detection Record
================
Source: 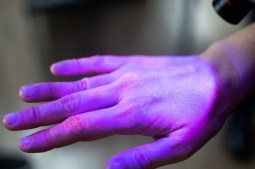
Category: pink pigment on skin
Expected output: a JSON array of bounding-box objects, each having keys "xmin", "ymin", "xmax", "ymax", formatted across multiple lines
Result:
[{"xmin": 3, "ymin": 55, "xmax": 226, "ymax": 169}]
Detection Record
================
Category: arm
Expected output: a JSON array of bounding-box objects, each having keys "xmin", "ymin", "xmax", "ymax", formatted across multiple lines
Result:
[
  {"xmin": 2, "ymin": 24, "xmax": 255, "ymax": 169},
  {"xmin": 201, "ymin": 23, "xmax": 255, "ymax": 118}
]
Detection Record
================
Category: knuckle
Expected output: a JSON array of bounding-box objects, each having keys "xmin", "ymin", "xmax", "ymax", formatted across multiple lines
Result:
[
  {"xmin": 90, "ymin": 55, "xmax": 104, "ymax": 66},
  {"xmin": 65, "ymin": 116, "xmax": 85, "ymax": 140},
  {"xmin": 116, "ymin": 72, "xmax": 140, "ymax": 90},
  {"xmin": 132, "ymin": 149, "xmax": 151, "ymax": 169},
  {"xmin": 117, "ymin": 103, "xmax": 143, "ymax": 134},
  {"xmin": 29, "ymin": 106, "xmax": 41, "ymax": 121},
  {"xmin": 117, "ymin": 104, "xmax": 132, "ymax": 130},
  {"xmin": 75, "ymin": 79, "xmax": 88, "ymax": 91},
  {"xmin": 73, "ymin": 58, "xmax": 82, "ymax": 70},
  {"xmin": 42, "ymin": 129, "xmax": 52, "ymax": 146},
  {"xmin": 46, "ymin": 83, "xmax": 56, "ymax": 95},
  {"xmin": 60, "ymin": 94, "xmax": 81, "ymax": 114},
  {"xmin": 122, "ymin": 72, "xmax": 139, "ymax": 81}
]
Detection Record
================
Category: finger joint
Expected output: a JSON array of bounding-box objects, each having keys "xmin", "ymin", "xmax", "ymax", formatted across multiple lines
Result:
[
  {"xmin": 60, "ymin": 94, "xmax": 81, "ymax": 114},
  {"xmin": 29, "ymin": 106, "xmax": 41, "ymax": 122},
  {"xmin": 75, "ymin": 79, "xmax": 88, "ymax": 92},
  {"xmin": 65, "ymin": 116, "xmax": 85, "ymax": 140},
  {"xmin": 41, "ymin": 129, "xmax": 53, "ymax": 149},
  {"xmin": 132, "ymin": 149, "xmax": 152, "ymax": 169}
]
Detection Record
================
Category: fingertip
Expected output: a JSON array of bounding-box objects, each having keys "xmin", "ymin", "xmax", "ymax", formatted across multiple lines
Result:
[
  {"xmin": 2, "ymin": 112, "xmax": 19, "ymax": 131},
  {"xmin": 51, "ymin": 62, "xmax": 70, "ymax": 76},
  {"xmin": 19, "ymin": 86, "xmax": 27, "ymax": 100},
  {"xmin": 18, "ymin": 135, "xmax": 45, "ymax": 153},
  {"xmin": 18, "ymin": 136, "xmax": 32, "ymax": 152},
  {"xmin": 50, "ymin": 64, "xmax": 59, "ymax": 76},
  {"xmin": 2, "ymin": 115, "xmax": 8, "ymax": 130},
  {"xmin": 19, "ymin": 86, "xmax": 35, "ymax": 102}
]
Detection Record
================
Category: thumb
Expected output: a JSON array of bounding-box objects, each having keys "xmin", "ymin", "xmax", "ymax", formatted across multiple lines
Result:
[{"xmin": 106, "ymin": 130, "xmax": 194, "ymax": 169}]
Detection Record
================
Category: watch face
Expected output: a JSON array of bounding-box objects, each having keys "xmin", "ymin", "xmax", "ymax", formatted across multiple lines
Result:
[{"xmin": 213, "ymin": 0, "xmax": 254, "ymax": 24}]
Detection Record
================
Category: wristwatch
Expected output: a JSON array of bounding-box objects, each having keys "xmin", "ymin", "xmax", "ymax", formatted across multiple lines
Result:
[{"xmin": 213, "ymin": 0, "xmax": 255, "ymax": 24}]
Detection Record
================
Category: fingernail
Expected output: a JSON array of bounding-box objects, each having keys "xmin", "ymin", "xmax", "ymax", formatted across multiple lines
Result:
[
  {"xmin": 20, "ymin": 86, "xmax": 35, "ymax": 99},
  {"xmin": 50, "ymin": 64, "xmax": 56, "ymax": 72},
  {"xmin": 19, "ymin": 136, "xmax": 32, "ymax": 148},
  {"xmin": 3, "ymin": 112, "xmax": 19, "ymax": 127},
  {"xmin": 50, "ymin": 64, "xmax": 59, "ymax": 74}
]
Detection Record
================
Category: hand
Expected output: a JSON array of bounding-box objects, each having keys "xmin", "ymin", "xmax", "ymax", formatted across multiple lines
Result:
[{"xmin": 3, "ymin": 55, "xmax": 227, "ymax": 169}]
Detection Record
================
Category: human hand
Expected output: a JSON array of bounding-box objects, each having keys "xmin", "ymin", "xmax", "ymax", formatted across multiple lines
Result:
[{"xmin": 3, "ymin": 55, "xmax": 228, "ymax": 169}]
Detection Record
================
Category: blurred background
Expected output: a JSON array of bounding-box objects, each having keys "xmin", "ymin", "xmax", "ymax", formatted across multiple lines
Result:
[{"xmin": 0, "ymin": 0, "xmax": 255, "ymax": 168}]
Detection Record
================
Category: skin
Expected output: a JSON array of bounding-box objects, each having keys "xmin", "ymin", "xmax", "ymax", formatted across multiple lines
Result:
[{"xmin": 2, "ymin": 23, "xmax": 255, "ymax": 169}]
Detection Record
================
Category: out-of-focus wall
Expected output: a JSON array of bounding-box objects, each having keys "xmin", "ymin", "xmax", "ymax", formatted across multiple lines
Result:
[
  {"xmin": 0, "ymin": 0, "xmax": 41, "ymax": 152},
  {"xmin": 0, "ymin": 0, "xmax": 254, "ymax": 169}
]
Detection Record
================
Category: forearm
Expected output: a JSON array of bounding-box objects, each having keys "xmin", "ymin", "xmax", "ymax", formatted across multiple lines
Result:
[{"xmin": 200, "ymin": 23, "xmax": 255, "ymax": 116}]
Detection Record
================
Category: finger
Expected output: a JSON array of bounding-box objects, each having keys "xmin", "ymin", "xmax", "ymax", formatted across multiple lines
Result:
[
  {"xmin": 18, "ymin": 106, "xmax": 122, "ymax": 153},
  {"xmin": 3, "ymin": 85, "xmax": 118, "ymax": 131},
  {"xmin": 19, "ymin": 73, "xmax": 116, "ymax": 102},
  {"xmin": 51, "ymin": 56, "xmax": 126, "ymax": 76},
  {"xmin": 106, "ymin": 130, "xmax": 192, "ymax": 169}
]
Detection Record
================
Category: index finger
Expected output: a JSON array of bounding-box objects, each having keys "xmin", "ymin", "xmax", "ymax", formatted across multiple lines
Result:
[{"xmin": 51, "ymin": 56, "xmax": 126, "ymax": 76}]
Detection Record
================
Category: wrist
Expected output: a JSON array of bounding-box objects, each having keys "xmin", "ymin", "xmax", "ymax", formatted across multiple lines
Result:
[{"xmin": 199, "ymin": 41, "xmax": 243, "ymax": 118}]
